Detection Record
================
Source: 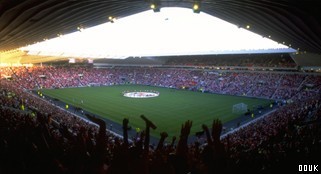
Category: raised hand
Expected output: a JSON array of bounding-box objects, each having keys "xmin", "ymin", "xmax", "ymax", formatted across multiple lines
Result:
[
  {"xmin": 85, "ymin": 113, "xmax": 106, "ymax": 133},
  {"xmin": 141, "ymin": 115, "xmax": 157, "ymax": 129},
  {"xmin": 156, "ymin": 132, "xmax": 168, "ymax": 151},
  {"xmin": 180, "ymin": 120, "xmax": 193, "ymax": 138},
  {"xmin": 122, "ymin": 118, "xmax": 129, "ymax": 146},
  {"xmin": 170, "ymin": 136, "xmax": 176, "ymax": 148},
  {"xmin": 160, "ymin": 132, "xmax": 168, "ymax": 139},
  {"xmin": 177, "ymin": 120, "xmax": 193, "ymax": 155},
  {"xmin": 211, "ymin": 119, "xmax": 222, "ymax": 142},
  {"xmin": 202, "ymin": 124, "xmax": 210, "ymax": 133},
  {"xmin": 122, "ymin": 118, "xmax": 129, "ymax": 130},
  {"xmin": 140, "ymin": 115, "xmax": 157, "ymax": 153},
  {"xmin": 202, "ymin": 124, "xmax": 213, "ymax": 145}
]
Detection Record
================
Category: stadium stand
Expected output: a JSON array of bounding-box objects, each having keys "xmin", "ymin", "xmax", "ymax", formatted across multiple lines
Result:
[
  {"xmin": 2, "ymin": 65, "xmax": 319, "ymax": 100},
  {"xmin": 1, "ymin": 63, "xmax": 321, "ymax": 173},
  {"xmin": 1, "ymin": 0, "xmax": 321, "ymax": 173},
  {"xmin": 163, "ymin": 53, "xmax": 297, "ymax": 68}
]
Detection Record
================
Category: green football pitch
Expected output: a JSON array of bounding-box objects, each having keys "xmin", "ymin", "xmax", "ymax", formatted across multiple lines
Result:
[{"xmin": 42, "ymin": 85, "xmax": 271, "ymax": 138}]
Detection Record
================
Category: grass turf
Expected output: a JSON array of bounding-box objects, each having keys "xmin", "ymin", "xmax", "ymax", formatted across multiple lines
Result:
[{"xmin": 42, "ymin": 85, "xmax": 271, "ymax": 138}]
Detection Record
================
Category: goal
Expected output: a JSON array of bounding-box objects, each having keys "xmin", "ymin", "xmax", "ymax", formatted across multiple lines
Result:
[{"xmin": 232, "ymin": 103, "xmax": 248, "ymax": 113}]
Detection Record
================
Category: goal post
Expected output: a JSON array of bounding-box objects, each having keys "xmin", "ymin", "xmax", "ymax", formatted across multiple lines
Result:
[{"xmin": 232, "ymin": 103, "xmax": 248, "ymax": 113}]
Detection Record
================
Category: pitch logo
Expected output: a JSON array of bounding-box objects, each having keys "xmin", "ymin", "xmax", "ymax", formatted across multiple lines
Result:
[{"xmin": 299, "ymin": 165, "xmax": 318, "ymax": 172}]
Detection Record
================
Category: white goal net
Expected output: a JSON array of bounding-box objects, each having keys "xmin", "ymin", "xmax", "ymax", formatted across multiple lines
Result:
[{"xmin": 232, "ymin": 103, "xmax": 248, "ymax": 113}]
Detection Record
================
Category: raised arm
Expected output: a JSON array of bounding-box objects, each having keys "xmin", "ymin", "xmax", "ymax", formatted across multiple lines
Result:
[
  {"xmin": 202, "ymin": 124, "xmax": 213, "ymax": 145},
  {"xmin": 176, "ymin": 120, "xmax": 192, "ymax": 155},
  {"xmin": 170, "ymin": 136, "xmax": 176, "ymax": 148},
  {"xmin": 122, "ymin": 118, "xmax": 129, "ymax": 147},
  {"xmin": 211, "ymin": 119, "xmax": 222, "ymax": 145},
  {"xmin": 156, "ymin": 132, "xmax": 168, "ymax": 151},
  {"xmin": 140, "ymin": 115, "xmax": 157, "ymax": 153}
]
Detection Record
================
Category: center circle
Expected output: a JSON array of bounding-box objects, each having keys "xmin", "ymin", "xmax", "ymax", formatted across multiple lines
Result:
[{"xmin": 123, "ymin": 91, "xmax": 160, "ymax": 98}]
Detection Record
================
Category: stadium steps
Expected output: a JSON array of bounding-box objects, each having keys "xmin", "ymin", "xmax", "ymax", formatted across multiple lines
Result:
[
  {"xmin": 271, "ymin": 74, "xmax": 284, "ymax": 99},
  {"xmin": 77, "ymin": 77, "xmax": 84, "ymax": 86},
  {"xmin": 9, "ymin": 68, "xmax": 24, "ymax": 88},
  {"xmin": 48, "ymin": 71, "xmax": 62, "ymax": 88},
  {"xmin": 290, "ymin": 76, "xmax": 309, "ymax": 100},
  {"xmin": 24, "ymin": 66, "xmax": 41, "ymax": 89},
  {"xmin": 291, "ymin": 75, "xmax": 318, "ymax": 100},
  {"xmin": 297, "ymin": 75, "xmax": 309, "ymax": 91}
]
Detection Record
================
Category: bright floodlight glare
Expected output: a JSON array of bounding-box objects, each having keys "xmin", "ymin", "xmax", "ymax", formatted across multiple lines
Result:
[
  {"xmin": 193, "ymin": 4, "xmax": 199, "ymax": 10},
  {"xmin": 21, "ymin": 7, "xmax": 295, "ymax": 59}
]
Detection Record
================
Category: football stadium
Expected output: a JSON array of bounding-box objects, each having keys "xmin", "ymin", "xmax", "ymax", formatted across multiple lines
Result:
[{"xmin": 1, "ymin": 1, "xmax": 321, "ymax": 174}]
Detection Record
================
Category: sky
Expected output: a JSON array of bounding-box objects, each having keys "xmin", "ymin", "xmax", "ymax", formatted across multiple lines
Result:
[{"xmin": 20, "ymin": 7, "xmax": 295, "ymax": 59}]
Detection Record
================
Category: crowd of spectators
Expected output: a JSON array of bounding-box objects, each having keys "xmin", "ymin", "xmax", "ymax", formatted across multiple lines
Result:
[
  {"xmin": 221, "ymin": 97, "xmax": 321, "ymax": 173},
  {"xmin": 0, "ymin": 64, "xmax": 321, "ymax": 173},
  {"xmin": 291, "ymin": 75, "xmax": 321, "ymax": 101},
  {"xmin": 163, "ymin": 53, "xmax": 297, "ymax": 68},
  {"xmin": 1, "ymin": 65, "xmax": 321, "ymax": 173},
  {"xmin": 1, "ymin": 66, "xmax": 320, "ymax": 101}
]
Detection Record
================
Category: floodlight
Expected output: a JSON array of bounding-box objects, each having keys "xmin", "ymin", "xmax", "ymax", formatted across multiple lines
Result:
[
  {"xmin": 193, "ymin": 1, "xmax": 201, "ymax": 13},
  {"xmin": 150, "ymin": 1, "xmax": 160, "ymax": 12},
  {"xmin": 108, "ymin": 16, "xmax": 116, "ymax": 23},
  {"xmin": 193, "ymin": 4, "xmax": 199, "ymax": 11}
]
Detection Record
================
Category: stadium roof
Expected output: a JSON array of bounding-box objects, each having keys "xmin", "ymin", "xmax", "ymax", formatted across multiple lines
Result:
[
  {"xmin": 0, "ymin": 0, "xmax": 320, "ymax": 54},
  {"xmin": 19, "ymin": 7, "xmax": 295, "ymax": 59}
]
